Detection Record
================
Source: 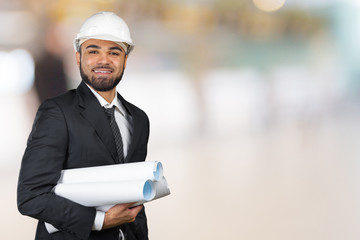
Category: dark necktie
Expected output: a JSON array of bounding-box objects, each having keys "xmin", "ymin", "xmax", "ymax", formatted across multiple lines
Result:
[{"xmin": 104, "ymin": 106, "xmax": 124, "ymax": 163}]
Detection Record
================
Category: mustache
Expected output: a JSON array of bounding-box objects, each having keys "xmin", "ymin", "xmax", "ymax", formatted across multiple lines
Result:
[{"xmin": 92, "ymin": 65, "xmax": 114, "ymax": 71}]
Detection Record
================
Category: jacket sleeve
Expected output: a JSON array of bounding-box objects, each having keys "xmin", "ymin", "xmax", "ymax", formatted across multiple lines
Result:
[{"xmin": 17, "ymin": 99, "xmax": 96, "ymax": 240}]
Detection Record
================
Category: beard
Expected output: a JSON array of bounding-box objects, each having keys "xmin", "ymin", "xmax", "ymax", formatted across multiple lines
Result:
[{"xmin": 80, "ymin": 63, "xmax": 124, "ymax": 92}]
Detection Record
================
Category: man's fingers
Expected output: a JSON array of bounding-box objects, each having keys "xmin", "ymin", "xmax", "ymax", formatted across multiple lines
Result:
[
  {"xmin": 129, "ymin": 204, "xmax": 143, "ymax": 213},
  {"xmin": 103, "ymin": 203, "xmax": 143, "ymax": 228},
  {"xmin": 110, "ymin": 202, "xmax": 136, "ymax": 210},
  {"xmin": 125, "ymin": 202, "xmax": 138, "ymax": 208},
  {"xmin": 108, "ymin": 203, "xmax": 143, "ymax": 215},
  {"xmin": 127, "ymin": 204, "xmax": 143, "ymax": 220}
]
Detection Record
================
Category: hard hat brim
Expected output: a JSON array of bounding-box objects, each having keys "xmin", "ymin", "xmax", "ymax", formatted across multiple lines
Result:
[{"xmin": 74, "ymin": 34, "xmax": 134, "ymax": 54}]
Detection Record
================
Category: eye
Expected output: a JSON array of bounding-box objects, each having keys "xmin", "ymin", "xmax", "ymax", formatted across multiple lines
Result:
[
  {"xmin": 88, "ymin": 50, "xmax": 98, "ymax": 54},
  {"xmin": 110, "ymin": 51, "xmax": 120, "ymax": 56}
]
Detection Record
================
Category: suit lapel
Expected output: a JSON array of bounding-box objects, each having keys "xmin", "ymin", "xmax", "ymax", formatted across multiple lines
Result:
[
  {"xmin": 77, "ymin": 82, "xmax": 120, "ymax": 164},
  {"xmin": 117, "ymin": 93, "xmax": 143, "ymax": 163}
]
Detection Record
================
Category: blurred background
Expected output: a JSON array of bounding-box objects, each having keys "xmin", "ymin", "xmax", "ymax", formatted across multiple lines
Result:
[{"xmin": 2, "ymin": 0, "xmax": 360, "ymax": 239}]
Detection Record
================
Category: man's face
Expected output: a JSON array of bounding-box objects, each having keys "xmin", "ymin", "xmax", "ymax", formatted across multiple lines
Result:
[{"xmin": 76, "ymin": 39, "xmax": 128, "ymax": 92}]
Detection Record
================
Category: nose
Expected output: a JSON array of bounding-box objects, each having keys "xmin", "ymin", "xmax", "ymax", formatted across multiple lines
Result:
[{"xmin": 96, "ymin": 52, "xmax": 111, "ymax": 65}]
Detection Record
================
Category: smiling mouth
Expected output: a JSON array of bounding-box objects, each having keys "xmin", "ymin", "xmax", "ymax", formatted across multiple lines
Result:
[{"xmin": 93, "ymin": 69, "xmax": 112, "ymax": 74}]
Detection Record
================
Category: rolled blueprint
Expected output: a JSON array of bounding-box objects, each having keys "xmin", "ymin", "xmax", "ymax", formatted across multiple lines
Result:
[
  {"xmin": 46, "ymin": 161, "xmax": 170, "ymax": 234},
  {"xmin": 53, "ymin": 179, "xmax": 155, "ymax": 207},
  {"xmin": 46, "ymin": 179, "xmax": 156, "ymax": 234},
  {"xmin": 97, "ymin": 176, "xmax": 171, "ymax": 212},
  {"xmin": 58, "ymin": 161, "xmax": 163, "ymax": 184}
]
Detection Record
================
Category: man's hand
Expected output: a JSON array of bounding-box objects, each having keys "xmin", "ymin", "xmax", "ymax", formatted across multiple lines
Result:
[{"xmin": 102, "ymin": 203, "xmax": 143, "ymax": 230}]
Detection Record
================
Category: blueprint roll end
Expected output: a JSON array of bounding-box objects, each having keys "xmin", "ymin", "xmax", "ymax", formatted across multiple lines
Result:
[{"xmin": 143, "ymin": 180, "xmax": 155, "ymax": 201}]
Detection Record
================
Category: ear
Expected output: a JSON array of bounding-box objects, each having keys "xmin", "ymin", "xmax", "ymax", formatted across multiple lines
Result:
[{"xmin": 76, "ymin": 51, "xmax": 81, "ymax": 67}]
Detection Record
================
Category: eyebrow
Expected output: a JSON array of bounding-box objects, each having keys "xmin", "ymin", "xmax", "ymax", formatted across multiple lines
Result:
[
  {"xmin": 85, "ymin": 45, "xmax": 123, "ymax": 52},
  {"xmin": 109, "ymin": 46, "xmax": 123, "ymax": 52},
  {"xmin": 85, "ymin": 45, "xmax": 100, "ymax": 49}
]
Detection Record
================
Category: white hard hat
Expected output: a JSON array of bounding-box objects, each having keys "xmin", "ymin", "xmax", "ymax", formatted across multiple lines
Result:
[{"xmin": 74, "ymin": 11, "xmax": 134, "ymax": 54}]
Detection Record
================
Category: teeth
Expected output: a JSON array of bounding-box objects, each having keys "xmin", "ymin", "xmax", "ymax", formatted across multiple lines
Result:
[{"xmin": 94, "ymin": 70, "xmax": 111, "ymax": 73}]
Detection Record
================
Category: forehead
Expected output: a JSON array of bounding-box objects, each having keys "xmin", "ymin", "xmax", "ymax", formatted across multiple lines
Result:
[{"xmin": 81, "ymin": 39, "xmax": 124, "ymax": 51}]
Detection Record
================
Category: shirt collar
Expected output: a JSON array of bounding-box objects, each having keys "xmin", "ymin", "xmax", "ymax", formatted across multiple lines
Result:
[{"xmin": 85, "ymin": 83, "xmax": 125, "ymax": 115}]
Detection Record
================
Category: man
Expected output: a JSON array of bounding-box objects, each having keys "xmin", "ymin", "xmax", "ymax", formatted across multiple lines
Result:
[{"xmin": 17, "ymin": 12, "xmax": 149, "ymax": 240}]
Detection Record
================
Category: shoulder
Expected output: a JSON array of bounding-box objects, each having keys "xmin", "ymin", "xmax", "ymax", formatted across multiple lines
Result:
[
  {"xmin": 50, "ymin": 89, "xmax": 78, "ymax": 106},
  {"xmin": 33, "ymin": 89, "xmax": 79, "ymax": 126},
  {"xmin": 38, "ymin": 88, "xmax": 80, "ymax": 114},
  {"xmin": 29, "ymin": 94, "xmax": 72, "ymax": 144}
]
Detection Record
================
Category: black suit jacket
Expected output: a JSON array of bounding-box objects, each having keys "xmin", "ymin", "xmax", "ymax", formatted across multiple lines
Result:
[{"xmin": 17, "ymin": 82, "xmax": 150, "ymax": 240}]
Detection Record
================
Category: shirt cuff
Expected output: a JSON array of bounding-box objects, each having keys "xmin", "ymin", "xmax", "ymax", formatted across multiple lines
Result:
[{"xmin": 92, "ymin": 210, "xmax": 105, "ymax": 231}]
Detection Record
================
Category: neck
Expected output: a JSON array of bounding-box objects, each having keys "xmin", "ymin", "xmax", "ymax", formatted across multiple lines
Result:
[{"xmin": 95, "ymin": 88, "xmax": 116, "ymax": 103}]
